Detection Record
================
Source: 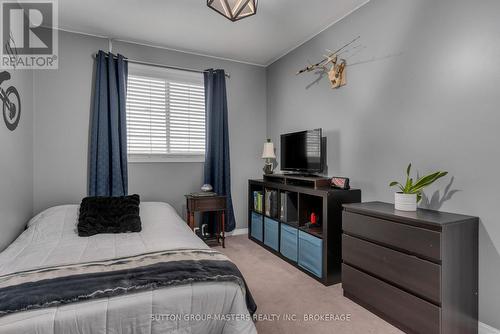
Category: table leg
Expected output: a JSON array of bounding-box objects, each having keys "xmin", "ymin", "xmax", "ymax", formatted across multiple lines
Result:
[
  {"xmin": 216, "ymin": 212, "xmax": 220, "ymax": 244},
  {"xmin": 221, "ymin": 211, "xmax": 225, "ymax": 248},
  {"xmin": 188, "ymin": 211, "xmax": 195, "ymax": 231}
]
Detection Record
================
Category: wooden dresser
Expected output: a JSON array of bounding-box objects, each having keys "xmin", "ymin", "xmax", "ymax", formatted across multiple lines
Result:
[{"xmin": 342, "ymin": 202, "xmax": 478, "ymax": 334}]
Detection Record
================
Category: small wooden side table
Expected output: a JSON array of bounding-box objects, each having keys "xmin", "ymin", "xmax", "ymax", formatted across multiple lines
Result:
[{"xmin": 185, "ymin": 194, "xmax": 226, "ymax": 248}]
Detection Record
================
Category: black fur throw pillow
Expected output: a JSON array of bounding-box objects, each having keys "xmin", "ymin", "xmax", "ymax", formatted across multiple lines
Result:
[{"xmin": 78, "ymin": 194, "xmax": 142, "ymax": 237}]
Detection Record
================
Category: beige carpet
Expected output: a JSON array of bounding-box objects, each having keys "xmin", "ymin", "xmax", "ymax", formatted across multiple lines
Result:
[{"xmin": 217, "ymin": 235, "xmax": 404, "ymax": 334}]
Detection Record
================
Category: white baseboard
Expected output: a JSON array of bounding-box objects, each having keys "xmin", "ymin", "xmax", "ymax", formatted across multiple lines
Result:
[
  {"xmin": 226, "ymin": 228, "xmax": 248, "ymax": 236},
  {"xmin": 480, "ymin": 322, "xmax": 500, "ymax": 334}
]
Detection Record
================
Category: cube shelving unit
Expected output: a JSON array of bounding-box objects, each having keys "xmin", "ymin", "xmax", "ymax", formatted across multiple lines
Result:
[{"xmin": 248, "ymin": 176, "xmax": 361, "ymax": 285}]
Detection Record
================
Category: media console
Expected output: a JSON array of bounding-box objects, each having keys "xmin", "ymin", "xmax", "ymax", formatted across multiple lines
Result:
[
  {"xmin": 261, "ymin": 173, "xmax": 331, "ymax": 189},
  {"xmin": 248, "ymin": 176, "xmax": 361, "ymax": 285}
]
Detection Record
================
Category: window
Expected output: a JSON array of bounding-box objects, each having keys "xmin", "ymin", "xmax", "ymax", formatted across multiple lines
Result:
[{"xmin": 126, "ymin": 64, "xmax": 206, "ymax": 162}]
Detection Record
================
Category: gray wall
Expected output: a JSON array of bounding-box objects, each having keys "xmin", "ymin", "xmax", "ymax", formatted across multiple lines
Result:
[
  {"xmin": 33, "ymin": 32, "xmax": 107, "ymax": 216},
  {"xmin": 33, "ymin": 31, "xmax": 267, "ymax": 229},
  {"xmin": 0, "ymin": 69, "xmax": 34, "ymax": 251},
  {"xmin": 266, "ymin": 0, "xmax": 500, "ymax": 328}
]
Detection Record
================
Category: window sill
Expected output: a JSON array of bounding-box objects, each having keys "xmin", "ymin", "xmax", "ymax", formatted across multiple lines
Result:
[{"xmin": 128, "ymin": 155, "xmax": 205, "ymax": 163}]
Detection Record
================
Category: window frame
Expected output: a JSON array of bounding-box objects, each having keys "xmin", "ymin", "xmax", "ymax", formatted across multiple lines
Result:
[{"xmin": 126, "ymin": 63, "xmax": 206, "ymax": 163}]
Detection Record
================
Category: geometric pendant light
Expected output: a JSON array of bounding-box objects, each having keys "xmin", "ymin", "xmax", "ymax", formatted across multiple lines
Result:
[{"xmin": 207, "ymin": 0, "xmax": 258, "ymax": 22}]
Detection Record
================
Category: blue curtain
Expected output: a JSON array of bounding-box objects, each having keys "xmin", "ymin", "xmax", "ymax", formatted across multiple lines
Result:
[
  {"xmin": 88, "ymin": 50, "xmax": 128, "ymax": 197},
  {"xmin": 204, "ymin": 69, "xmax": 235, "ymax": 232}
]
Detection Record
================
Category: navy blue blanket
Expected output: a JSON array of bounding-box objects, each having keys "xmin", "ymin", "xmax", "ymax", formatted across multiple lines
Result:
[{"xmin": 0, "ymin": 249, "xmax": 256, "ymax": 317}]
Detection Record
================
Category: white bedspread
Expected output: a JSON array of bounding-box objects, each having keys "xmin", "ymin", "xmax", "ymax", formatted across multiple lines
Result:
[{"xmin": 0, "ymin": 202, "xmax": 256, "ymax": 334}]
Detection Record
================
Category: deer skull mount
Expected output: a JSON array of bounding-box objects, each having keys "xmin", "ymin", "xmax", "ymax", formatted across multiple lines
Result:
[
  {"xmin": 296, "ymin": 36, "xmax": 359, "ymax": 90},
  {"xmin": 325, "ymin": 55, "xmax": 346, "ymax": 89}
]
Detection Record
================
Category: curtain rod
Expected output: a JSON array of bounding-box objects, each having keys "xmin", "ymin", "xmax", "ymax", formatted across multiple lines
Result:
[{"xmin": 94, "ymin": 53, "xmax": 230, "ymax": 78}]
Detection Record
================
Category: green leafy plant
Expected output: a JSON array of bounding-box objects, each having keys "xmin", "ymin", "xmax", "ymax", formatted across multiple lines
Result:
[{"xmin": 389, "ymin": 164, "xmax": 448, "ymax": 202}]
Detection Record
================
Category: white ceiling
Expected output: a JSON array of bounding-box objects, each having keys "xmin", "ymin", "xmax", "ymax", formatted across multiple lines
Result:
[{"xmin": 58, "ymin": 0, "xmax": 368, "ymax": 66}]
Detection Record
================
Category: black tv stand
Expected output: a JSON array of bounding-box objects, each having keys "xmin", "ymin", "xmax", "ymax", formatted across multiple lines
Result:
[
  {"xmin": 283, "ymin": 172, "xmax": 320, "ymax": 177},
  {"xmin": 263, "ymin": 173, "xmax": 330, "ymax": 189}
]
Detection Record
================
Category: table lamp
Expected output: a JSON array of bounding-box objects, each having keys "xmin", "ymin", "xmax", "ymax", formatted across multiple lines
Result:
[{"xmin": 262, "ymin": 139, "xmax": 276, "ymax": 174}]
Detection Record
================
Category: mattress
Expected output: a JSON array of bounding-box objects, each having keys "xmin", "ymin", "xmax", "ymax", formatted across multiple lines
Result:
[{"xmin": 0, "ymin": 202, "xmax": 257, "ymax": 334}]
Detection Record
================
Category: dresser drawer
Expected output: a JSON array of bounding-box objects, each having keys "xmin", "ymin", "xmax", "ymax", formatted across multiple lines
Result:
[
  {"xmin": 342, "ymin": 264, "xmax": 440, "ymax": 334},
  {"xmin": 188, "ymin": 197, "xmax": 226, "ymax": 212},
  {"xmin": 343, "ymin": 212, "xmax": 441, "ymax": 261},
  {"xmin": 342, "ymin": 234, "xmax": 441, "ymax": 304}
]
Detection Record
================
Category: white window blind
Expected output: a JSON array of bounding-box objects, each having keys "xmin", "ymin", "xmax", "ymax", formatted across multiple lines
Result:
[{"xmin": 126, "ymin": 64, "xmax": 205, "ymax": 160}]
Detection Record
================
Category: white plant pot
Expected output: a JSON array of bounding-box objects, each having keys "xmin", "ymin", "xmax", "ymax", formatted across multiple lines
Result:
[{"xmin": 394, "ymin": 193, "xmax": 417, "ymax": 211}]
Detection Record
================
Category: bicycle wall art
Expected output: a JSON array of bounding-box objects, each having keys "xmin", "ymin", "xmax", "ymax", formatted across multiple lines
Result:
[{"xmin": 0, "ymin": 71, "xmax": 21, "ymax": 131}]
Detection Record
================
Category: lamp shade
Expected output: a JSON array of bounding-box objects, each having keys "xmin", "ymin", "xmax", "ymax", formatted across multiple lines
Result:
[
  {"xmin": 207, "ymin": 0, "xmax": 257, "ymax": 22},
  {"xmin": 262, "ymin": 140, "xmax": 276, "ymax": 159}
]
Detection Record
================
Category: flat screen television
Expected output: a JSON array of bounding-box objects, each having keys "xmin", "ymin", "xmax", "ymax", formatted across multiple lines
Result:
[{"xmin": 280, "ymin": 129, "xmax": 323, "ymax": 173}]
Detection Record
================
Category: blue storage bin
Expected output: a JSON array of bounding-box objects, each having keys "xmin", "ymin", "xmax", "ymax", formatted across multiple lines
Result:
[
  {"xmin": 264, "ymin": 217, "xmax": 279, "ymax": 251},
  {"xmin": 298, "ymin": 230, "xmax": 323, "ymax": 277},
  {"xmin": 280, "ymin": 224, "xmax": 298, "ymax": 262},
  {"xmin": 251, "ymin": 212, "xmax": 263, "ymax": 241}
]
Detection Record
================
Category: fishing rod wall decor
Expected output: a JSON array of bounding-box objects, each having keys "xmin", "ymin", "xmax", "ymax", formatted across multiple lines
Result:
[{"xmin": 296, "ymin": 36, "xmax": 361, "ymax": 89}]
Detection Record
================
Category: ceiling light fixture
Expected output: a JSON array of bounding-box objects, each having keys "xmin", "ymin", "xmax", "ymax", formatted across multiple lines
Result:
[{"xmin": 207, "ymin": 0, "xmax": 257, "ymax": 22}]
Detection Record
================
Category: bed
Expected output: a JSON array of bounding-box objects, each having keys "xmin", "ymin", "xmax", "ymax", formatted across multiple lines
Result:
[{"xmin": 0, "ymin": 202, "xmax": 257, "ymax": 334}]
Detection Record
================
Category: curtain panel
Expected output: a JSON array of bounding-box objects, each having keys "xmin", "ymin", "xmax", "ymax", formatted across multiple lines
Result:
[
  {"xmin": 89, "ymin": 51, "xmax": 128, "ymax": 197},
  {"xmin": 204, "ymin": 69, "xmax": 236, "ymax": 232}
]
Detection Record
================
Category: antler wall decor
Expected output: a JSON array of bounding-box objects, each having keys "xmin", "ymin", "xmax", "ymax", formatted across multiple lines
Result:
[{"xmin": 296, "ymin": 36, "xmax": 360, "ymax": 89}]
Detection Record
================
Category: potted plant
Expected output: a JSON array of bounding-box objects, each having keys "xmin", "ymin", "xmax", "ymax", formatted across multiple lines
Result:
[{"xmin": 389, "ymin": 164, "xmax": 448, "ymax": 211}]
